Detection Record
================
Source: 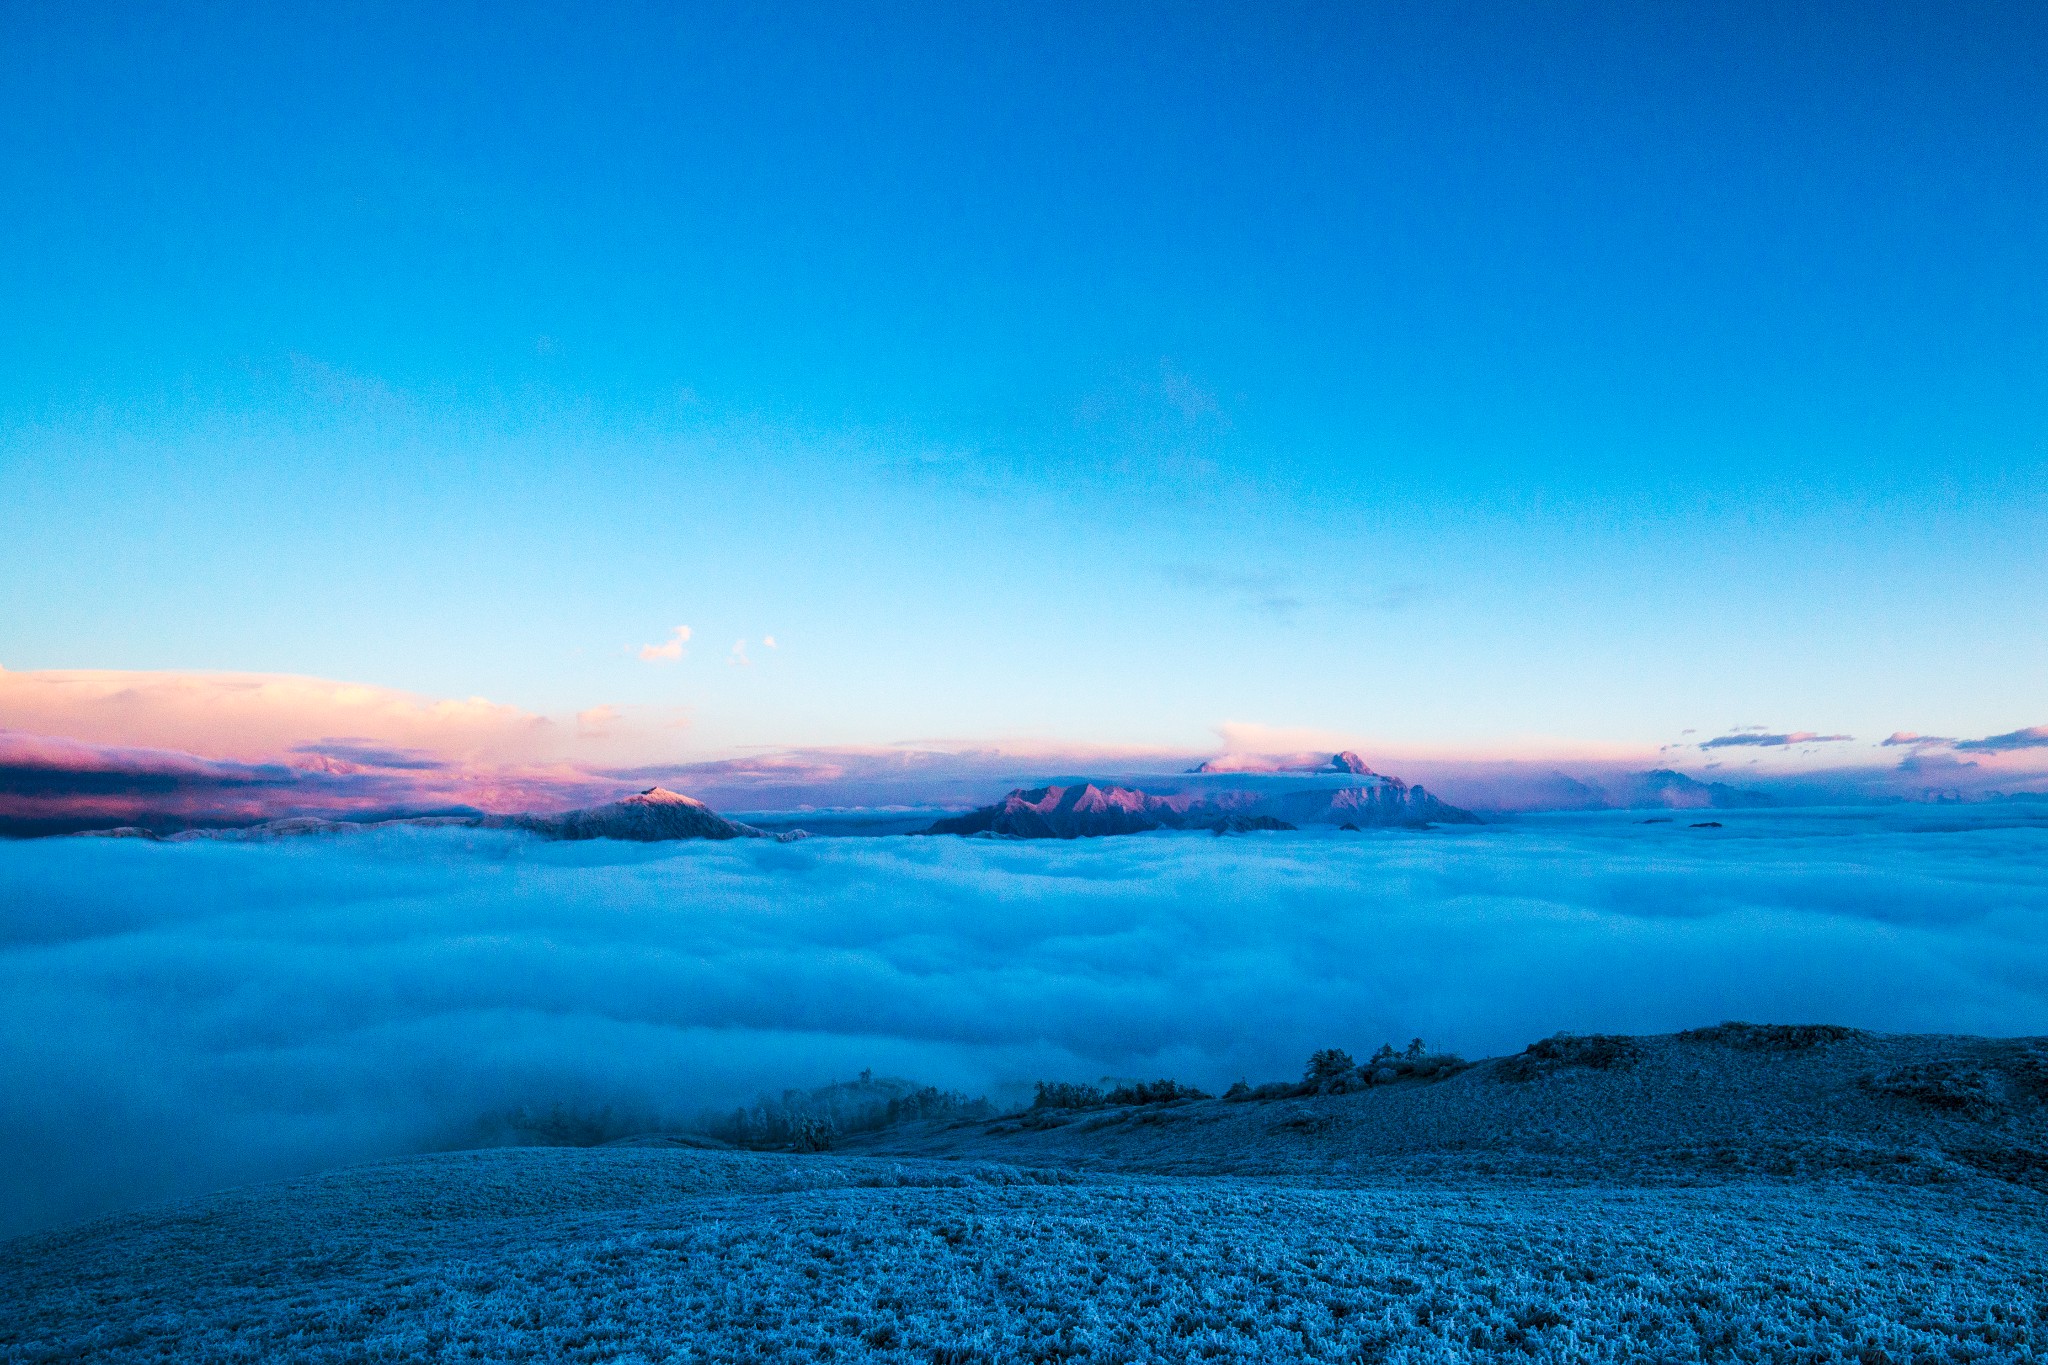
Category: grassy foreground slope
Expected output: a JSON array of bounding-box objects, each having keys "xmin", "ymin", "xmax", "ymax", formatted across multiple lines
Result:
[
  {"xmin": 4, "ymin": 1028, "xmax": 2047, "ymax": 1364},
  {"xmin": 853, "ymin": 1026, "xmax": 2048, "ymax": 1186}
]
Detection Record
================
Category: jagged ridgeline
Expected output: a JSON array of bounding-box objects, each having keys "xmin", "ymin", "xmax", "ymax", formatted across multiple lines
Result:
[
  {"xmin": 76, "ymin": 762, "xmax": 1476, "ymax": 845},
  {"xmin": 926, "ymin": 753, "xmax": 1477, "ymax": 838}
]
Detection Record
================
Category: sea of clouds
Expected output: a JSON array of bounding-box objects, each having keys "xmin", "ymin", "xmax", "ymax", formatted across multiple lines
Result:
[{"xmin": 4, "ymin": 805, "xmax": 2048, "ymax": 1236}]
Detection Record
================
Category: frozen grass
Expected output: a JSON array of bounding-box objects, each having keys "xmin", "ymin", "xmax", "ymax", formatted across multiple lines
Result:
[
  {"xmin": 8, "ymin": 1028, "xmax": 2048, "ymax": 1360},
  {"xmin": 3, "ymin": 1147, "xmax": 2043, "ymax": 1363}
]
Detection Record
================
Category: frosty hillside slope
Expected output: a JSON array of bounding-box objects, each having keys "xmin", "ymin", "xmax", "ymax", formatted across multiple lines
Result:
[
  {"xmin": 852, "ymin": 1024, "xmax": 2048, "ymax": 1184},
  {"xmin": 6, "ymin": 1025, "xmax": 2046, "ymax": 1363},
  {"xmin": 4, "ymin": 1151, "xmax": 2039, "ymax": 1364}
]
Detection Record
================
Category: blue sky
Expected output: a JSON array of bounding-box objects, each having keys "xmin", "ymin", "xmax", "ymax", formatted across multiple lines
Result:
[{"xmin": 2, "ymin": 1, "xmax": 2044, "ymax": 760}]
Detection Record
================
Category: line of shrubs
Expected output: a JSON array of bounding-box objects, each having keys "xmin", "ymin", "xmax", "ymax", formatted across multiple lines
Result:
[
  {"xmin": 1031, "ymin": 1078, "xmax": 1212, "ymax": 1111},
  {"xmin": 1229, "ymin": 1040, "xmax": 1470, "ymax": 1099},
  {"xmin": 701, "ymin": 1072, "xmax": 992, "ymax": 1150},
  {"xmin": 1030, "ymin": 1040, "xmax": 1469, "ymax": 1111}
]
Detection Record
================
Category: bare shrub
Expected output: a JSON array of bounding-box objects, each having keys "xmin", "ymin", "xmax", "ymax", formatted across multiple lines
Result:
[
  {"xmin": 1863, "ymin": 1061, "xmax": 2006, "ymax": 1119},
  {"xmin": 1679, "ymin": 1022, "xmax": 1865, "ymax": 1051},
  {"xmin": 1495, "ymin": 1033, "xmax": 1642, "ymax": 1081},
  {"xmin": 1104, "ymin": 1079, "xmax": 1209, "ymax": 1106}
]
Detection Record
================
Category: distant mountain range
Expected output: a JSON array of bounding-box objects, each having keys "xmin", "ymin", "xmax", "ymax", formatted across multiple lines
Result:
[
  {"xmin": 62, "ymin": 761, "xmax": 1779, "ymax": 845},
  {"xmin": 82, "ymin": 788, "xmax": 807, "ymax": 844},
  {"xmin": 926, "ymin": 756, "xmax": 1479, "ymax": 838},
  {"xmin": 1601, "ymin": 769, "xmax": 1776, "ymax": 811}
]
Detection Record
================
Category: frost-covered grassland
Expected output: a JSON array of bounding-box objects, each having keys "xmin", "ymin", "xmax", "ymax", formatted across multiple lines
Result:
[
  {"xmin": 2, "ymin": 805, "xmax": 2047, "ymax": 1234},
  {"xmin": 2, "ymin": 1148, "xmax": 2043, "ymax": 1364}
]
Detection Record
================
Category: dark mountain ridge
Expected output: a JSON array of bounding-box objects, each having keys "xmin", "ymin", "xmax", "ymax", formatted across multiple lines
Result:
[
  {"xmin": 926, "ymin": 758, "xmax": 1478, "ymax": 838},
  {"xmin": 77, "ymin": 787, "xmax": 806, "ymax": 844}
]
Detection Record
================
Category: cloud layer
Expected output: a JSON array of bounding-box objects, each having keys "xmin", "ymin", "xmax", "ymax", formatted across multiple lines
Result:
[{"xmin": 3, "ymin": 806, "xmax": 2046, "ymax": 1235}]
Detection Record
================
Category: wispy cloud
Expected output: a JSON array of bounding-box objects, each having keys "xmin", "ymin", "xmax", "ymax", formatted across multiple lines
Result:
[
  {"xmin": 1954, "ymin": 725, "xmax": 2048, "ymax": 754},
  {"xmin": 1699, "ymin": 731, "xmax": 1854, "ymax": 750},
  {"xmin": 1882, "ymin": 732, "xmax": 1954, "ymax": 748},
  {"xmin": 290, "ymin": 738, "xmax": 448, "ymax": 771},
  {"xmin": 638, "ymin": 626, "xmax": 692, "ymax": 662},
  {"xmin": 0, "ymin": 667, "xmax": 554, "ymax": 765},
  {"xmin": 1155, "ymin": 360, "xmax": 1222, "ymax": 423},
  {"xmin": 1163, "ymin": 565, "xmax": 1433, "ymax": 623},
  {"xmin": 1351, "ymin": 581, "xmax": 1435, "ymax": 613},
  {"xmin": 728, "ymin": 640, "xmax": 752, "ymax": 667},
  {"xmin": 1162, "ymin": 565, "xmax": 1303, "ymax": 622}
]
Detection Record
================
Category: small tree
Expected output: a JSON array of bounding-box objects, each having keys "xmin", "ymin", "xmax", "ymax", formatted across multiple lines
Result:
[
  {"xmin": 1406, "ymin": 1037, "xmax": 1426, "ymax": 1059},
  {"xmin": 1304, "ymin": 1047, "xmax": 1356, "ymax": 1086},
  {"xmin": 1032, "ymin": 1080, "xmax": 1106, "ymax": 1111}
]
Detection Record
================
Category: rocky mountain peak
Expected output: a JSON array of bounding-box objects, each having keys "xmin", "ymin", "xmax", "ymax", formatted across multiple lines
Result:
[{"xmin": 622, "ymin": 787, "xmax": 709, "ymax": 808}]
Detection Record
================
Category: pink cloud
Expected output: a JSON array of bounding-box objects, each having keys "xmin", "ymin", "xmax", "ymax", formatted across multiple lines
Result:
[
  {"xmin": 1698, "ymin": 731, "xmax": 1854, "ymax": 750},
  {"xmin": 1954, "ymin": 724, "xmax": 2048, "ymax": 754},
  {"xmin": 638, "ymin": 626, "xmax": 691, "ymax": 662},
  {"xmin": 0, "ymin": 668, "xmax": 698, "ymax": 833},
  {"xmin": 0, "ymin": 666, "xmax": 556, "ymax": 765},
  {"xmin": 0, "ymin": 726, "xmax": 622, "ymax": 835},
  {"xmin": 1208, "ymin": 720, "xmax": 1657, "ymax": 767},
  {"xmin": 8, "ymin": 665, "xmax": 2046, "ymax": 832}
]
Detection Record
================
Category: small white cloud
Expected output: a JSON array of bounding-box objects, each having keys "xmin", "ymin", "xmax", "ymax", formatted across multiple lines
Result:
[
  {"xmin": 576, "ymin": 705, "xmax": 620, "ymax": 739},
  {"xmin": 638, "ymin": 626, "xmax": 691, "ymax": 663},
  {"xmin": 762, "ymin": 636, "xmax": 778, "ymax": 650},
  {"xmin": 728, "ymin": 639, "xmax": 752, "ymax": 667}
]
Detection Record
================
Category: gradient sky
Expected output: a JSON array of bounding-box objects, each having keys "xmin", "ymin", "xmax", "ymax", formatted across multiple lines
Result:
[{"xmin": 3, "ymin": 1, "xmax": 2044, "ymax": 762}]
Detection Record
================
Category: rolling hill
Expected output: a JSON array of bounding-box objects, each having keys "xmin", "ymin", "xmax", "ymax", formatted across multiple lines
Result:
[{"xmin": 5, "ymin": 1024, "xmax": 2044, "ymax": 1362}]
